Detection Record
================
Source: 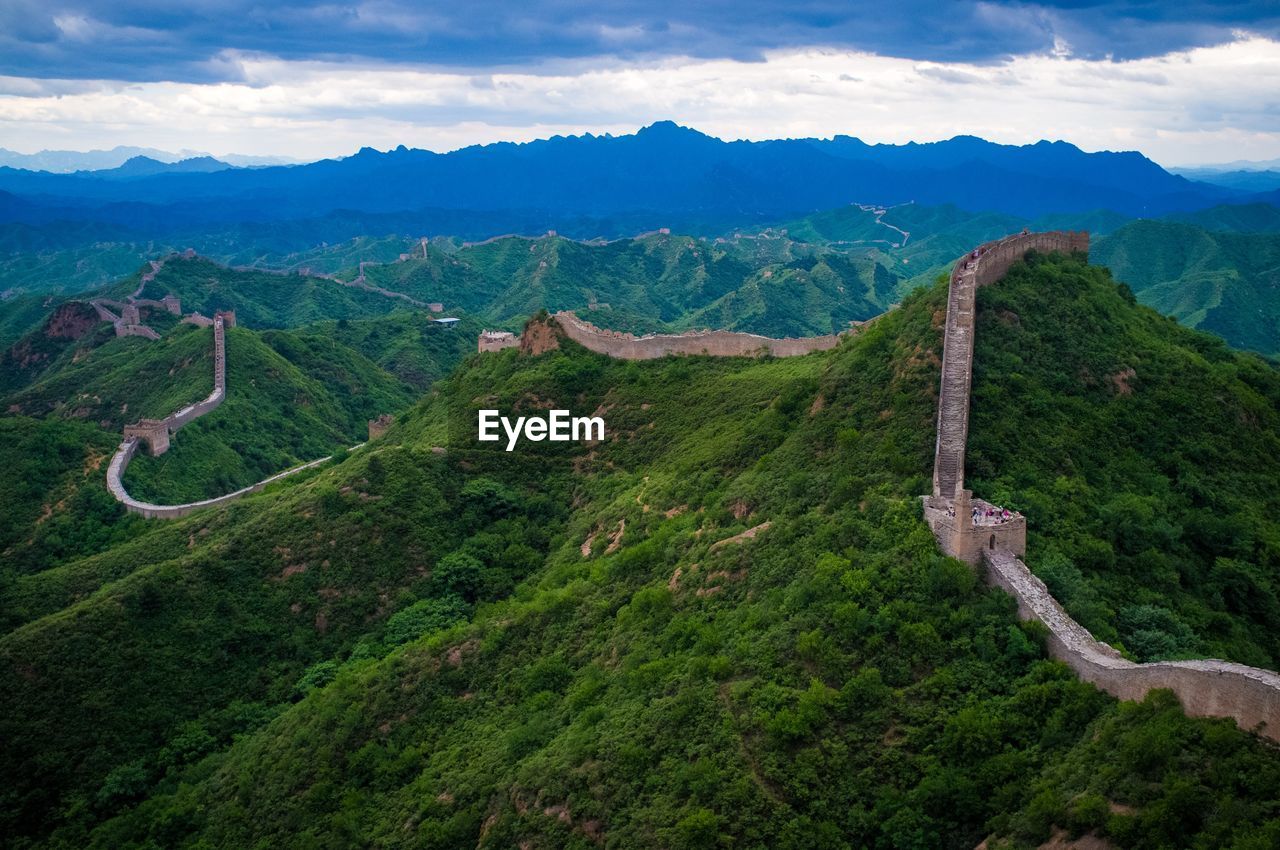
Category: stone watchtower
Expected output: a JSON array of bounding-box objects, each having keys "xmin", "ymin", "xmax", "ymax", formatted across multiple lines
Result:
[{"xmin": 124, "ymin": 418, "xmax": 171, "ymax": 456}]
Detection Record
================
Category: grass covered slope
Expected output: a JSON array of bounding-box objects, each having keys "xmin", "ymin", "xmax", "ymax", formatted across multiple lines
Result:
[
  {"xmin": 125, "ymin": 254, "xmax": 416, "ymax": 328},
  {"xmin": 968, "ymin": 251, "xmax": 1280, "ymax": 667},
  {"xmin": 3, "ymin": 270, "xmax": 1280, "ymax": 849},
  {"xmin": 357, "ymin": 230, "xmax": 891, "ymax": 337},
  {"xmin": 297, "ymin": 313, "xmax": 486, "ymax": 390},
  {"xmin": 4, "ymin": 323, "xmax": 219, "ymax": 429}
]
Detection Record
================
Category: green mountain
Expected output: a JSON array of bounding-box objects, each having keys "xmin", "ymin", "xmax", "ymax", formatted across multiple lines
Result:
[
  {"xmin": 1167, "ymin": 202, "xmax": 1280, "ymax": 234},
  {"xmin": 1091, "ymin": 220, "xmax": 1280, "ymax": 357},
  {"xmin": 120, "ymin": 255, "xmax": 422, "ymax": 329},
  {"xmin": 969, "ymin": 251, "xmax": 1280, "ymax": 666},
  {"xmin": 3, "ymin": 252, "xmax": 1280, "ymax": 848},
  {"xmin": 120, "ymin": 325, "xmax": 417, "ymax": 504}
]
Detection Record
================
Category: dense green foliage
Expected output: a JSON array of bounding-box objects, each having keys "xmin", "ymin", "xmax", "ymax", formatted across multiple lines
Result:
[
  {"xmin": 968, "ymin": 251, "xmax": 1280, "ymax": 667},
  {"xmin": 0, "ymin": 416, "xmax": 144, "ymax": 574},
  {"xmin": 360, "ymin": 230, "xmax": 889, "ymax": 337},
  {"xmin": 3, "ymin": 257, "xmax": 1280, "ymax": 849},
  {"xmin": 0, "ymin": 306, "xmax": 474, "ymax": 552},
  {"xmin": 1092, "ymin": 220, "xmax": 1280, "ymax": 357},
  {"xmin": 4, "ymin": 323, "xmax": 220, "ymax": 428}
]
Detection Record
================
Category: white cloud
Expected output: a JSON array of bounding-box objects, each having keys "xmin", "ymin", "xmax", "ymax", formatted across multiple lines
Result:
[{"xmin": 0, "ymin": 35, "xmax": 1276, "ymax": 165}]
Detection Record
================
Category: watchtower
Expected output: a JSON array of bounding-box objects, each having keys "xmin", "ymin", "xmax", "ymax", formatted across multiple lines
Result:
[{"xmin": 124, "ymin": 418, "xmax": 171, "ymax": 455}]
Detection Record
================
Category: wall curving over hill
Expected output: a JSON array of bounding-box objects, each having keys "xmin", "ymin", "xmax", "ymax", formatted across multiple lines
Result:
[
  {"xmin": 554, "ymin": 311, "xmax": 845, "ymax": 359},
  {"xmin": 104, "ymin": 314, "xmax": 344, "ymax": 519},
  {"xmin": 984, "ymin": 548, "xmax": 1280, "ymax": 737},
  {"xmin": 923, "ymin": 230, "xmax": 1280, "ymax": 742}
]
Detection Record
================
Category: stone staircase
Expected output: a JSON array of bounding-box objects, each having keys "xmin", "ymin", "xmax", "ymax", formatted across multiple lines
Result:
[{"xmin": 932, "ymin": 260, "xmax": 977, "ymax": 498}]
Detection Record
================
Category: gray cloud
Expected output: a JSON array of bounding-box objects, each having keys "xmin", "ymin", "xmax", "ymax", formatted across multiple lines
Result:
[{"xmin": 0, "ymin": 1, "xmax": 1277, "ymax": 83}]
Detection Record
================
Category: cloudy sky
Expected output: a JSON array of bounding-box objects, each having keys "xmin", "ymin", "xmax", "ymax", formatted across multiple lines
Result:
[{"xmin": 1, "ymin": 0, "xmax": 1278, "ymax": 165}]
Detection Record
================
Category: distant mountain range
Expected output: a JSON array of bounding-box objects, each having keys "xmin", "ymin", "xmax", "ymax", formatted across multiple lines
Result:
[
  {"xmin": 0, "ymin": 122, "xmax": 1266, "ymax": 247},
  {"xmin": 0, "ymin": 146, "xmax": 299, "ymax": 173},
  {"xmin": 1169, "ymin": 167, "xmax": 1280, "ymax": 193}
]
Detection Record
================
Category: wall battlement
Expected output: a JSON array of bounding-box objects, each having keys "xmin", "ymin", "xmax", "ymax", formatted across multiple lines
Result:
[
  {"xmin": 554, "ymin": 311, "xmax": 845, "ymax": 360},
  {"xmin": 923, "ymin": 229, "xmax": 1280, "ymax": 741}
]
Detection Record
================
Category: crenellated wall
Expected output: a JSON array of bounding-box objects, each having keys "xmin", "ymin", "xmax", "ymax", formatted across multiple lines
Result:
[
  {"xmin": 984, "ymin": 549, "xmax": 1280, "ymax": 738},
  {"xmin": 554, "ymin": 311, "xmax": 845, "ymax": 360},
  {"xmin": 106, "ymin": 312, "xmax": 349, "ymax": 519},
  {"xmin": 924, "ymin": 229, "xmax": 1280, "ymax": 742}
]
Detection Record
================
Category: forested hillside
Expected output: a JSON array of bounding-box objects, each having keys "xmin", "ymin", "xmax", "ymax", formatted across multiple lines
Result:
[
  {"xmin": 3, "ymin": 253, "xmax": 1280, "ymax": 849},
  {"xmin": 1091, "ymin": 220, "xmax": 1280, "ymax": 357}
]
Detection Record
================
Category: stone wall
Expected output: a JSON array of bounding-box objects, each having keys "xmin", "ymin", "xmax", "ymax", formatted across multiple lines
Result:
[
  {"xmin": 932, "ymin": 231, "xmax": 1089, "ymax": 499},
  {"xmin": 107, "ymin": 443, "xmax": 333, "ymax": 520},
  {"xmin": 115, "ymin": 324, "xmax": 161, "ymax": 340},
  {"xmin": 922, "ymin": 491, "xmax": 1026, "ymax": 565},
  {"xmin": 984, "ymin": 549, "xmax": 1280, "ymax": 740},
  {"xmin": 554, "ymin": 311, "xmax": 843, "ymax": 360},
  {"xmin": 123, "ymin": 418, "xmax": 170, "ymax": 456},
  {"xmin": 922, "ymin": 229, "xmax": 1280, "ymax": 742},
  {"xmin": 132, "ymin": 295, "xmax": 182, "ymax": 315},
  {"xmin": 106, "ymin": 313, "xmax": 345, "ymax": 519}
]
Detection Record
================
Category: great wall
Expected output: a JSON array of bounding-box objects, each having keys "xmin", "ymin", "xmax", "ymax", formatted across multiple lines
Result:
[
  {"xmin": 91, "ymin": 250, "xmax": 438, "ymax": 519},
  {"xmin": 514, "ymin": 229, "xmax": 1280, "ymax": 741},
  {"xmin": 918, "ymin": 230, "xmax": 1280, "ymax": 742},
  {"xmin": 103, "ymin": 310, "xmax": 369, "ymax": 519},
  {"xmin": 551, "ymin": 311, "xmax": 848, "ymax": 359},
  {"xmin": 88, "ymin": 237, "xmax": 1280, "ymax": 737}
]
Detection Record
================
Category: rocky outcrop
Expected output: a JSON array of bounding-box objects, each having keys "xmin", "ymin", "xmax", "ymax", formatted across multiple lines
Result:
[
  {"xmin": 44, "ymin": 302, "xmax": 101, "ymax": 340},
  {"xmin": 923, "ymin": 229, "xmax": 1280, "ymax": 742},
  {"xmin": 478, "ymin": 330, "xmax": 519, "ymax": 353}
]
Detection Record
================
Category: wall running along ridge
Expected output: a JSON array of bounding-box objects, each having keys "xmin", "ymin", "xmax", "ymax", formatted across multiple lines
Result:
[
  {"xmin": 922, "ymin": 230, "xmax": 1280, "ymax": 741},
  {"xmin": 106, "ymin": 314, "xmax": 346, "ymax": 519},
  {"xmin": 553, "ymin": 311, "xmax": 845, "ymax": 359}
]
